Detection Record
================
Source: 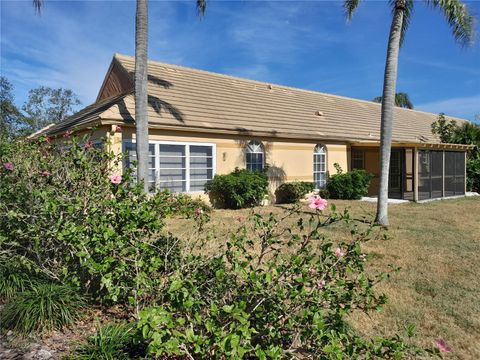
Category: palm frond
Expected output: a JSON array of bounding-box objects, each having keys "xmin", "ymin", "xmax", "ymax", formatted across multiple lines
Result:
[
  {"xmin": 32, "ymin": 0, "xmax": 43, "ymax": 14},
  {"xmin": 344, "ymin": 0, "xmax": 361, "ymax": 21},
  {"xmin": 196, "ymin": 0, "xmax": 206, "ymax": 17},
  {"xmin": 424, "ymin": 0, "xmax": 475, "ymax": 46},
  {"xmin": 372, "ymin": 96, "xmax": 383, "ymax": 103}
]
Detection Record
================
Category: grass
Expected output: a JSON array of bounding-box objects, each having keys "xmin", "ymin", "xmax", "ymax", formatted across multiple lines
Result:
[
  {"xmin": 69, "ymin": 321, "xmax": 146, "ymax": 360},
  {"xmin": 166, "ymin": 196, "xmax": 480, "ymax": 359},
  {"xmin": 0, "ymin": 283, "xmax": 85, "ymax": 335}
]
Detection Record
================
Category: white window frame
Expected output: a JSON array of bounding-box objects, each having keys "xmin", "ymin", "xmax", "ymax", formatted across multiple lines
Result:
[
  {"xmin": 245, "ymin": 140, "xmax": 265, "ymax": 172},
  {"xmin": 123, "ymin": 140, "xmax": 216, "ymax": 193},
  {"xmin": 313, "ymin": 144, "xmax": 327, "ymax": 189}
]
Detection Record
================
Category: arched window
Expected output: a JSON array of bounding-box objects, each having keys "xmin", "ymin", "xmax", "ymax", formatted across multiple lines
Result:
[
  {"xmin": 246, "ymin": 140, "xmax": 264, "ymax": 171},
  {"xmin": 314, "ymin": 145, "xmax": 327, "ymax": 188}
]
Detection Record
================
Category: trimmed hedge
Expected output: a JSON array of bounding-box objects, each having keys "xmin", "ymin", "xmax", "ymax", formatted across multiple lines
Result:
[
  {"xmin": 204, "ymin": 168, "xmax": 268, "ymax": 209},
  {"xmin": 275, "ymin": 182, "xmax": 315, "ymax": 203},
  {"xmin": 326, "ymin": 169, "xmax": 373, "ymax": 200}
]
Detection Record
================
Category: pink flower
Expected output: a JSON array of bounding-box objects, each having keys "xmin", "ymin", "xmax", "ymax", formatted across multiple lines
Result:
[
  {"xmin": 308, "ymin": 195, "xmax": 328, "ymax": 211},
  {"xmin": 317, "ymin": 279, "xmax": 326, "ymax": 289},
  {"xmin": 195, "ymin": 208, "xmax": 204, "ymax": 216},
  {"xmin": 115, "ymin": 125, "xmax": 122, "ymax": 133},
  {"xmin": 108, "ymin": 174, "xmax": 122, "ymax": 184},
  {"xmin": 334, "ymin": 248, "xmax": 345, "ymax": 258},
  {"xmin": 84, "ymin": 140, "xmax": 93, "ymax": 150},
  {"xmin": 436, "ymin": 339, "xmax": 452, "ymax": 353},
  {"xmin": 3, "ymin": 162, "xmax": 14, "ymax": 171},
  {"xmin": 63, "ymin": 130, "xmax": 72, "ymax": 139},
  {"xmin": 41, "ymin": 170, "xmax": 51, "ymax": 177}
]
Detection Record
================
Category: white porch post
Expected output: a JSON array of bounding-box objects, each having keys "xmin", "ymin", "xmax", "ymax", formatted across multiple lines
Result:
[{"xmin": 413, "ymin": 147, "xmax": 418, "ymax": 202}]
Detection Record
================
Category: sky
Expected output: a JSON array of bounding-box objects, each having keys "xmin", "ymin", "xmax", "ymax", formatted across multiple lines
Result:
[{"xmin": 1, "ymin": 0, "xmax": 479, "ymax": 121}]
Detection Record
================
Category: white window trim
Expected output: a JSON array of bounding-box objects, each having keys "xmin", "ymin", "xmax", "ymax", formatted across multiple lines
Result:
[
  {"xmin": 313, "ymin": 145, "xmax": 327, "ymax": 190},
  {"xmin": 123, "ymin": 139, "xmax": 216, "ymax": 193},
  {"xmin": 245, "ymin": 140, "xmax": 265, "ymax": 171}
]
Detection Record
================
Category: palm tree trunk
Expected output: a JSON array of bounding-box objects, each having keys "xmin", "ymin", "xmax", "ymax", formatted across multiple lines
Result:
[
  {"xmin": 375, "ymin": 0, "xmax": 405, "ymax": 226},
  {"xmin": 135, "ymin": 0, "xmax": 149, "ymax": 192}
]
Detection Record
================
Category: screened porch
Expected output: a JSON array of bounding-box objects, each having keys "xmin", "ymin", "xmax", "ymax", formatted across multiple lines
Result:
[{"xmin": 350, "ymin": 144, "xmax": 469, "ymax": 201}]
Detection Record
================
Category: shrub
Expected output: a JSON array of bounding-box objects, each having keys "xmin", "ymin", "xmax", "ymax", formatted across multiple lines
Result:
[
  {"xmin": 0, "ymin": 283, "xmax": 85, "ymax": 335},
  {"xmin": 275, "ymin": 181, "xmax": 315, "ymax": 203},
  {"xmin": 156, "ymin": 190, "xmax": 211, "ymax": 218},
  {"xmin": 70, "ymin": 321, "xmax": 146, "ymax": 360},
  {"xmin": 327, "ymin": 169, "xmax": 373, "ymax": 200},
  {"xmin": 0, "ymin": 135, "xmax": 180, "ymax": 309},
  {"xmin": 138, "ymin": 205, "xmax": 427, "ymax": 359},
  {"xmin": 318, "ymin": 188, "xmax": 330, "ymax": 199},
  {"xmin": 204, "ymin": 168, "xmax": 268, "ymax": 209}
]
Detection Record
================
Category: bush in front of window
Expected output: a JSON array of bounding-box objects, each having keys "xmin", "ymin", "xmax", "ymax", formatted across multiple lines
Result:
[
  {"xmin": 204, "ymin": 168, "xmax": 268, "ymax": 209},
  {"xmin": 326, "ymin": 169, "xmax": 374, "ymax": 200},
  {"xmin": 275, "ymin": 181, "xmax": 315, "ymax": 203}
]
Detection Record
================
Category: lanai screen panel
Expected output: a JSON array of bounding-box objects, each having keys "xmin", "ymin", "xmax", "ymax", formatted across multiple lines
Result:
[
  {"xmin": 431, "ymin": 151, "xmax": 443, "ymax": 199},
  {"xmin": 418, "ymin": 150, "xmax": 431, "ymax": 200}
]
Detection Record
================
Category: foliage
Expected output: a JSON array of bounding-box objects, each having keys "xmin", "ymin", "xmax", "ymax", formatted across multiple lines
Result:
[
  {"xmin": 22, "ymin": 86, "xmax": 81, "ymax": 132},
  {"xmin": 432, "ymin": 113, "xmax": 480, "ymax": 192},
  {"xmin": 205, "ymin": 168, "xmax": 269, "ymax": 209},
  {"xmin": 326, "ymin": 168, "xmax": 374, "ymax": 200},
  {"xmin": 372, "ymin": 92, "xmax": 414, "ymax": 109},
  {"xmin": 0, "ymin": 258, "xmax": 42, "ymax": 301},
  {"xmin": 156, "ymin": 190, "xmax": 211, "ymax": 218},
  {"xmin": 0, "ymin": 77, "xmax": 28, "ymax": 138},
  {"xmin": 317, "ymin": 188, "xmax": 330, "ymax": 199},
  {"xmin": 0, "ymin": 135, "xmax": 181, "ymax": 309},
  {"xmin": 70, "ymin": 321, "xmax": 147, "ymax": 360},
  {"xmin": 275, "ymin": 181, "xmax": 315, "ymax": 203},
  {"xmin": 0, "ymin": 283, "xmax": 85, "ymax": 335},
  {"xmin": 138, "ymin": 205, "xmax": 427, "ymax": 359}
]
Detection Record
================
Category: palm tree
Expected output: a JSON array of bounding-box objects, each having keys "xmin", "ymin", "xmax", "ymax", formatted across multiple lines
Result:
[
  {"xmin": 372, "ymin": 92, "xmax": 413, "ymax": 109},
  {"xmin": 344, "ymin": 0, "xmax": 475, "ymax": 226},
  {"xmin": 134, "ymin": 0, "xmax": 206, "ymax": 192},
  {"xmin": 33, "ymin": 0, "xmax": 206, "ymax": 192}
]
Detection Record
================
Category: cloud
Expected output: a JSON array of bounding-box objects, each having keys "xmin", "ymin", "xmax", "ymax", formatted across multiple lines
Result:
[{"xmin": 417, "ymin": 94, "xmax": 480, "ymax": 121}]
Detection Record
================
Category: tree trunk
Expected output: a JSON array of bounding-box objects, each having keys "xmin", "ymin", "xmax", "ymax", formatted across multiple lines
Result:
[
  {"xmin": 375, "ymin": 1, "xmax": 404, "ymax": 226},
  {"xmin": 135, "ymin": 0, "xmax": 149, "ymax": 192}
]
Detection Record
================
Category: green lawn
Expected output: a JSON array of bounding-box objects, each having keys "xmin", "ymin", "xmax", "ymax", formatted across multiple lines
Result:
[{"xmin": 166, "ymin": 196, "xmax": 480, "ymax": 359}]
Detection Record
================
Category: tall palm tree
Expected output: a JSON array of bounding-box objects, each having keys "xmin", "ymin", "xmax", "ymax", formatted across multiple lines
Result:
[
  {"xmin": 344, "ymin": 0, "xmax": 475, "ymax": 226},
  {"xmin": 33, "ymin": 0, "xmax": 206, "ymax": 192},
  {"xmin": 373, "ymin": 92, "xmax": 413, "ymax": 109},
  {"xmin": 134, "ymin": 0, "xmax": 206, "ymax": 192}
]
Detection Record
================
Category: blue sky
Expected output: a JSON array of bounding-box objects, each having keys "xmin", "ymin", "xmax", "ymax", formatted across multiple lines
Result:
[{"xmin": 1, "ymin": 0, "xmax": 479, "ymax": 120}]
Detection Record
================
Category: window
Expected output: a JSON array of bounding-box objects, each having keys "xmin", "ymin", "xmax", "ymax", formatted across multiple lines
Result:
[
  {"xmin": 351, "ymin": 149, "xmax": 364, "ymax": 170},
  {"xmin": 246, "ymin": 140, "xmax": 264, "ymax": 171},
  {"xmin": 313, "ymin": 144, "xmax": 327, "ymax": 189},
  {"xmin": 124, "ymin": 141, "xmax": 215, "ymax": 192}
]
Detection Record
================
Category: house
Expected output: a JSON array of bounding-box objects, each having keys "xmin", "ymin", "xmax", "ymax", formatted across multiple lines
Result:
[{"xmin": 41, "ymin": 54, "xmax": 472, "ymax": 202}]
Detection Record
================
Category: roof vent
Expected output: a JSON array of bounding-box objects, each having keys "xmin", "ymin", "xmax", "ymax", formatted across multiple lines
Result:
[
  {"xmin": 315, "ymin": 111, "xmax": 324, "ymax": 116},
  {"xmin": 267, "ymin": 84, "xmax": 273, "ymax": 90}
]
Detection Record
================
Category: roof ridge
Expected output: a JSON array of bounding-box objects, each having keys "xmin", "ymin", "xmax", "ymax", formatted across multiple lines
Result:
[{"xmin": 113, "ymin": 53, "xmax": 466, "ymax": 122}]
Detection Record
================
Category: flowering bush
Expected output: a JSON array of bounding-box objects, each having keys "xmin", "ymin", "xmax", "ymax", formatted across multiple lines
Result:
[
  {"xmin": 138, "ymin": 204, "xmax": 430, "ymax": 359},
  {"xmin": 0, "ymin": 135, "xmax": 182, "ymax": 309}
]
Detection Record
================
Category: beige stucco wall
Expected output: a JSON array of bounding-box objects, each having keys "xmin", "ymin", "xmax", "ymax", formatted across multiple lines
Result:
[{"xmin": 106, "ymin": 126, "xmax": 350, "ymax": 202}]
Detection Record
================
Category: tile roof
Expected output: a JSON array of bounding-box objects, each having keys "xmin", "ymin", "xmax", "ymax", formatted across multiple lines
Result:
[{"xmin": 46, "ymin": 53, "xmax": 468, "ymax": 144}]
